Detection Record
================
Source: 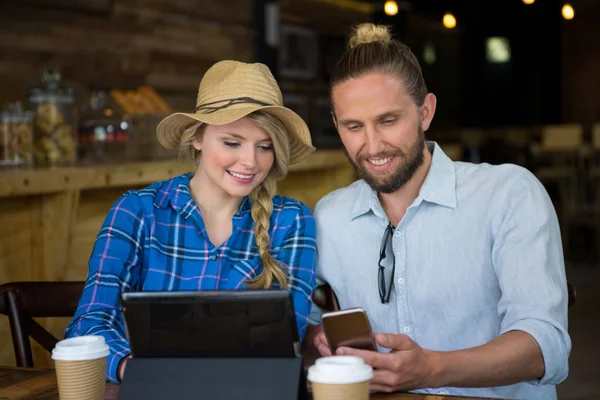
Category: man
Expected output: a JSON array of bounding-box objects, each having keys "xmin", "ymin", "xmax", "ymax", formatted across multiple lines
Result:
[{"xmin": 305, "ymin": 23, "xmax": 570, "ymax": 399}]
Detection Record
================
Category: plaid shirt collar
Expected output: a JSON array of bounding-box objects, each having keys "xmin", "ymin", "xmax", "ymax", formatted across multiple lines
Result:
[{"xmin": 153, "ymin": 173, "xmax": 252, "ymax": 218}]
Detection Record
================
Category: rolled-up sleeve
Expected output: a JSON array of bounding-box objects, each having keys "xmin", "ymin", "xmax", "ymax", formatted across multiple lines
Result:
[
  {"xmin": 492, "ymin": 169, "xmax": 571, "ymax": 385},
  {"xmin": 65, "ymin": 192, "xmax": 144, "ymax": 383}
]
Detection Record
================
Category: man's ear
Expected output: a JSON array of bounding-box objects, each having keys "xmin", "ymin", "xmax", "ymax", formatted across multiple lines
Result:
[
  {"xmin": 420, "ymin": 93, "xmax": 437, "ymax": 132},
  {"xmin": 331, "ymin": 110, "xmax": 338, "ymax": 129}
]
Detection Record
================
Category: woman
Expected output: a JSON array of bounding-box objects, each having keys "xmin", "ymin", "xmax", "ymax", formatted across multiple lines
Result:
[{"xmin": 66, "ymin": 61, "xmax": 317, "ymax": 383}]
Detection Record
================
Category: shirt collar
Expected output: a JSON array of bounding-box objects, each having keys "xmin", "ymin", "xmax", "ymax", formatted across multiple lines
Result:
[
  {"xmin": 350, "ymin": 141, "xmax": 457, "ymax": 220},
  {"xmin": 419, "ymin": 141, "xmax": 457, "ymax": 209},
  {"xmin": 154, "ymin": 173, "xmax": 252, "ymax": 218}
]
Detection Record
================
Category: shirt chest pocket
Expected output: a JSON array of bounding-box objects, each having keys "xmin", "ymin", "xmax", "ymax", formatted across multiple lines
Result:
[{"xmin": 224, "ymin": 256, "xmax": 263, "ymax": 289}]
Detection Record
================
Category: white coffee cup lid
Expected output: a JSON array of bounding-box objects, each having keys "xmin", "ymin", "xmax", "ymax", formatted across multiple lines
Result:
[
  {"xmin": 308, "ymin": 356, "xmax": 373, "ymax": 384},
  {"xmin": 52, "ymin": 335, "xmax": 110, "ymax": 361}
]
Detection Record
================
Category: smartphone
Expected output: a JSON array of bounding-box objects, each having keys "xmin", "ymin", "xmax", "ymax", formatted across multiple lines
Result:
[{"xmin": 321, "ymin": 308, "xmax": 377, "ymax": 353}]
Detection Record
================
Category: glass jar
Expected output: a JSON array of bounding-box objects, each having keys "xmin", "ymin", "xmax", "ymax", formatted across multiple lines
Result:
[
  {"xmin": 28, "ymin": 70, "xmax": 77, "ymax": 166},
  {"xmin": 0, "ymin": 103, "xmax": 34, "ymax": 167}
]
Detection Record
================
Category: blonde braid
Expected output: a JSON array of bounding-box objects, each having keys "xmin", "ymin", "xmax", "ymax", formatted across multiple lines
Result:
[
  {"xmin": 245, "ymin": 176, "xmax": 288, "ymax": 289},
  {"xmin": 243, "ymin": 111, "xmax": 290, "ymax": 289}
]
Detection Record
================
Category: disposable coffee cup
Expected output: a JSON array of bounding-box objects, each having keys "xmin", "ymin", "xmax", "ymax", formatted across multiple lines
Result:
[
  {"xmin": 308, "ymin": 355, "xmax": 373, "ymax": 400},
  {"xmin": 51, "ymin": 335, "xmax": 110, "ymax": 400}
]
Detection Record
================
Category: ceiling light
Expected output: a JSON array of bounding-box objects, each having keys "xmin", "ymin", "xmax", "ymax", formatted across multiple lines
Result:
[
  {"xmin": 562, "ymin": 3, "xmax": 574, "ymax": 20},
  {"xmin": 443, "ymin": 13, "xmax": 456, "ymax": 29},
  {"xmin": 384, "ymin": 1, "xmax": 398, "ymax": 16}
]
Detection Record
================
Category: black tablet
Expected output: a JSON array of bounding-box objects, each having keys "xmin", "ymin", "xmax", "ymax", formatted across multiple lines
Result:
[{"xmin": 120, "ymin": 290, "xmax": 300, "ymax": 359}]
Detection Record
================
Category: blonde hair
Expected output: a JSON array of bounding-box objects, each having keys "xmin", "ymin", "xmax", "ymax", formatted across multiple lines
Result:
[
  {"xmin": 179, "ymin": 111, "xmax": 291, "ymax": 289},
  {"xmin": 348, "ymin": 23, "xmax": 392, "ymax": 48},
  {"xmin": 331, "ymin": 23, "xmax": 428, "ymax": 107}
]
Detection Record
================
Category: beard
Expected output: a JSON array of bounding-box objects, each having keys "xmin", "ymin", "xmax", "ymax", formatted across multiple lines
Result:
[{"xmin": 348, "ymin": 126, "xmax": 426, "ymax": 194}]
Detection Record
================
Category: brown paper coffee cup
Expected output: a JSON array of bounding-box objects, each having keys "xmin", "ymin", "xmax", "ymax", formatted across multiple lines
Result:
[
  {"xmin": 54, "ymin": 358, "xmax": 107, "ymax": 400},
  {"xmin": 52, "ymin": 336, "xmax": 110, "ymax": 400},
  {"xmin": 308, "ymin": 356, "xmax": 373, "ymax": 400},
  {"xmin": 312, "ymin": 380, "xmax": 370, "ymax": 400}
]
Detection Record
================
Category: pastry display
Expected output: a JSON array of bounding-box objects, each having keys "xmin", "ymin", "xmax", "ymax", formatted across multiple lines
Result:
[
  {"xmin": 28, "ymin": 70, "xmax": 77, "ymax": 166},
  {"xmin": 32, "ymin": 103, "xmax": 76, "ymax": 165},
  {"xmin": 0, "ymin": 105, "xmax": 34, "ymax": 166},
  {"xmin": 110, "ymin": 86, "xmax": 172, "ymax": 115}
]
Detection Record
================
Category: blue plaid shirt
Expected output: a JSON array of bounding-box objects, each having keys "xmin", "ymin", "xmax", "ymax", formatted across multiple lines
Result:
[{"xmin": 65, "ymin": 173, "xmax": 317, "ymax": 383}]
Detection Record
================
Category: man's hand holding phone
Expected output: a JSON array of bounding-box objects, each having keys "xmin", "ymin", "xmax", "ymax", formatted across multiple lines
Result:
[
  {"xmin": 317, "ymin": 308, "xmax": 439, "ymax": 393},
  {"xmin": 336, "ymin": 333, "xmax": 439, "ymax": 393},
  {"xmin": 312, "ymin": 329, "xmax": 332, "ymax": 357}
]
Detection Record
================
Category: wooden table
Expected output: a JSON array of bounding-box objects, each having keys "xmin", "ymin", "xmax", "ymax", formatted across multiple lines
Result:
[{"xmin": 0, "ymin": 366, "xmax": 494, "ymax": 399}]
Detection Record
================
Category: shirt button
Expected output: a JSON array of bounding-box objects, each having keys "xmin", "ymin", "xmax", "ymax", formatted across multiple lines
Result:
[
  {"xmin": 394, "ymin": 230, "xmax": 402, "ymax": 238},
  {"xmin": 210, "ymin": 255, "xmax": 217, "ymax": 260},
  {"xmin": 397, "ymin": 277, "xmax": 404, "ymax": 285},
  {"xmin": 403, "ymin": 326, "xmax": 411, "ymax": 333}
]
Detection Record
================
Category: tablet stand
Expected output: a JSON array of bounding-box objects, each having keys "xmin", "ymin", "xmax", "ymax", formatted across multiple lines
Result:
[{"xmin": 120, "ymin": 357, "xmax": 308, "ymax": 400}]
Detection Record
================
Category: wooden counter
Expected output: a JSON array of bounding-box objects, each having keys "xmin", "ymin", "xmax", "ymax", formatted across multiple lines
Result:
[
  {"xmin": 0, "ymin": 150, "xmax": 356, "ymax": 368},
  {"xmin": 0, "ymin": 150, "xmax": 351, "ymax": 198}
]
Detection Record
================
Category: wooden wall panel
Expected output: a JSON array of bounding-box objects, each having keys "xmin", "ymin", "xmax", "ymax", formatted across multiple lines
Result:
[
  {"xmin": 0, "ymin": 0, "xmax": 372, "ymax": 105},
  {"xmin": 0, "ymin": 198, "xmax": 37, "ymax": 367},
  {"xmin": 0, "ymin": 199, "xmax": 35, "ymax": 283},
  {"xmin": 280, "ymin": 0, "xmax": 370, "ymax": 36},
  {"xmin": 0, "ymin": 0, "xmax": 254, "ymax": 106}
]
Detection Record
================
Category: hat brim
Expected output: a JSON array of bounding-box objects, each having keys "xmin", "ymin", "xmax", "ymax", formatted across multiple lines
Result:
[{"xmin": 156, "ymin": 104, "xmax": 316, "ymax": 165}]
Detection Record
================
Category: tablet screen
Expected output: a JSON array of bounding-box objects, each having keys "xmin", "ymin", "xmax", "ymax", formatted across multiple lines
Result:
[{"xmin": 120, "ymin": 290, "xmax": 300, "ymax": 359}]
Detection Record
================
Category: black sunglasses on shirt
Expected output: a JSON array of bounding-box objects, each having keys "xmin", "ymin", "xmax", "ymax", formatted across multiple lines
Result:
[{"xmin": 378, "ymin": 223, "xmax": 396, "ymax": 304}]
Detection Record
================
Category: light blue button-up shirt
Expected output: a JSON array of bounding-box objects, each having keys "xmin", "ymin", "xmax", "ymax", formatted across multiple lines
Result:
[{"xmin": 310, "ymin": 142, "xmax": 570, "ymax": 399}]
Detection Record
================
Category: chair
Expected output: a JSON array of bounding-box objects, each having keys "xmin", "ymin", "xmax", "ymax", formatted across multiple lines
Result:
[
  {"xmin": 0, "ymin": 281, "xmax": 84, "ymax": 367},
  {"xmin": 311, "ymin": 281, "xmax": 576, "ymax": 312},
  {"xmin": 311, "ymin": 283, "xmax": 339, "ymax": 312},
  {"xmin": 538, "ymin": 124, "xmax": 583, "ymax": 152},
  {"xmin": 535, "ymin": 124, "xmax": 586, "ymax": 258}
]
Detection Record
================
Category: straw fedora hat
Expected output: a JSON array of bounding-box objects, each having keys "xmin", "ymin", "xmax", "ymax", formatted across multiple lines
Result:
[{"xmin": 156, "ymin": 60, "xmax": 315, "ymax": 165}]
